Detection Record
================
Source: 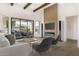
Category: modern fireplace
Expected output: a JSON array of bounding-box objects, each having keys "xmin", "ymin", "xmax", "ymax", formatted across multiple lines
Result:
[{"xmin": 44, "ymin": 32, "xmax": 55, "ymax": 38}]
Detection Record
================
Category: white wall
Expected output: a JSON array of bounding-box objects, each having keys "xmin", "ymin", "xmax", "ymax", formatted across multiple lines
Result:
[
  {"xmin": 66, "ymin": 16, "xmax": 77, "ymax": 40},
  {"xmin": 58, "ymin": 3, "xmax": 78, "ymax": 42},
  {"xmin": 77, "ymin": 4, "xmax": 79, "ymax": 48},
  {"xmin": 33, "ymin": 10, "xmax": 44, "ymax": 37},
  {"xmin": 58, "ymin": 3, "xmax": 78, "ymax": 19}
]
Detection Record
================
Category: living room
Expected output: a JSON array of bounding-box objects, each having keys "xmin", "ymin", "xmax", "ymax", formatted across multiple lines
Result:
[
  {"xmin": 0, "ymin": 3, "xmax": 55, "ymax": 56},
  {"xmin": 0, "ymin": 3, "xmax": 79, "ymax": 56}
]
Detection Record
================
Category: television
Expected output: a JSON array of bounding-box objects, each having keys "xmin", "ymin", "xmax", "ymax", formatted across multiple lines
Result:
[{"xmin": 45, "ymin": 23, "xmax": 55, "ymax": 29}]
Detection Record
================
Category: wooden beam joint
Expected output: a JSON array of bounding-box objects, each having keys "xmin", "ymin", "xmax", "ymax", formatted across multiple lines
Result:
[{"xmin": 33, "ymin": 3, "xmax": 50, "ymax": 12}]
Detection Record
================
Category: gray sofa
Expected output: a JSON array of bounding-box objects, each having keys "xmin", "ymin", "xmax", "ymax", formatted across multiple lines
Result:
[{"xmin": 0, "ymin": 43, "xmax": 32, "ymax": 56}]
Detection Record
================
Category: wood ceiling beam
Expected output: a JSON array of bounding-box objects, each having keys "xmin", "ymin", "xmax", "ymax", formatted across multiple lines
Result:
[
  {"xmin": 33, "ymin": 3, "xmax": 50, "ymax": 12},
  {"xmin": 23, "ymin": 3, "xmax": 32, "ymax": 9}
]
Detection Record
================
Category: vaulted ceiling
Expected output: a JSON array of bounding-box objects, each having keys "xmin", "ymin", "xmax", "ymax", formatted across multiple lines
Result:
[
  {"xmin": 2, "ymin": 3, "xmax": 53, "ymax": 12},
  {"xmin": 9, "ymin": 3, "xmax": 48, "ymax": 11},
  {"xmin": 0, "ymin": 3, "xmax": 54, "ymax": 19}
]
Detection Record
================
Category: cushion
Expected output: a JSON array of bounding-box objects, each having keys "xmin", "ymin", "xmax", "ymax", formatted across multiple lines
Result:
[
  {"xmin": 5, "ymin": 34, "xmax": 15, "ymax": 45},
  {"xmin": 0, "ymin": 35, "xmax": 10, "ymax": 47}
]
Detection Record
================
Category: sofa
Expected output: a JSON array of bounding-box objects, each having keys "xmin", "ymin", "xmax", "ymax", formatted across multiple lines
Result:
[
  {"xmin": 0, "ymin": 43, "xmax": 32, "ymax": 56},
  {"xmin": 0, "ymin": 35, "xmax": 32, "ymax": 56}
]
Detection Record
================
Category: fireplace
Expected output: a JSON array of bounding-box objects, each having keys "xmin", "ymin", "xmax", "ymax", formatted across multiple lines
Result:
[{"xmin": 44, "ymin": 32, "xmax": 55, "ymax": 38}]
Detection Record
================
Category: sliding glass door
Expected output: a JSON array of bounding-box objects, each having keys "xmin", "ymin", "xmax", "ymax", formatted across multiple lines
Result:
[{"xmin": 11, "ymin": 18, "xmax": 34, "ymax": 38}]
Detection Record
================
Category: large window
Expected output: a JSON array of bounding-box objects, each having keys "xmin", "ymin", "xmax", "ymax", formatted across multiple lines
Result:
[{"xmin": 11, "ymin": 18, "xmax": 34, "ymax": 38}]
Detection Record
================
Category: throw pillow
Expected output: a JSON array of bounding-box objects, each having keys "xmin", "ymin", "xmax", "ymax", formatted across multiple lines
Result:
[
  {"xmin": 5, "ymin": 34, "xmax": 15, "ymax": 45},
  {"xmin": 0, "ymin": 35, "xmax": 10, "ymax": 47}
]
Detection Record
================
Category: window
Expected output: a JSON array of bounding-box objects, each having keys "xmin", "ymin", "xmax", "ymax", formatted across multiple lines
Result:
[
  {"xmin": 11, "ymin": 18, "xmax": 20, "ymax": 32},
  {"xmin": 11, "ymin": 18, "xmax": 34, "ymax": 38},
  {"xmin": 35, "ymin": 21, "xmax": 40, "ymax": 35}
]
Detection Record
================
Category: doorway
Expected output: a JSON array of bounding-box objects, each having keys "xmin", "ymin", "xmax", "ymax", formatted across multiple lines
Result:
[
  {"xmin": 66, "ymin": 16, "xmax": 77, "ymax": 47},
  {"xmin": 41, "ymin": 23, "xmax": 43, "ymax": 38}
]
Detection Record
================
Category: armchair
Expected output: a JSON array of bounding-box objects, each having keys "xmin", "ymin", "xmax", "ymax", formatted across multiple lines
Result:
[{"xmin": 32, "ymin": 37, "xmax": 53, "ymax": 55}]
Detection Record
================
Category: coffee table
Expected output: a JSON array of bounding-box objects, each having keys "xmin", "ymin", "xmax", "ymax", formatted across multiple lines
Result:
[{"xmin": 23, "ymin": 38, "xmax": 43, "ymax": 46}]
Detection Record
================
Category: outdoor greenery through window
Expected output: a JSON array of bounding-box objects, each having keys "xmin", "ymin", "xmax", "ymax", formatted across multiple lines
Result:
[{"xmin": 11, "ymin": 18, "xmax": 34, "ymax": 38}]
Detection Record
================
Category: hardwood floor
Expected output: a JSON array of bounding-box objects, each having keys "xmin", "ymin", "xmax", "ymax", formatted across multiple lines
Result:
[
  {"xmin": 17, "ymin": 38, "xmax": 79, "ymax": 56},
  {"xmin": 49, "ymin": 39, "xmax": 78, "ymax": 56}
]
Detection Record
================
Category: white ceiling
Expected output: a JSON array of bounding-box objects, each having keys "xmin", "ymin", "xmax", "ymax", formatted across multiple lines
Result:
[
  {"xmin": 0, "ymin": 3, "xmax": 45, "ymax": 15},
  {"xmin": 0, "ymin": 3, "xmax": 54, "ymax": 19},
  {"xmin": 1, "ymin": 3, "xmax": 45, "ymax": 10}
]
